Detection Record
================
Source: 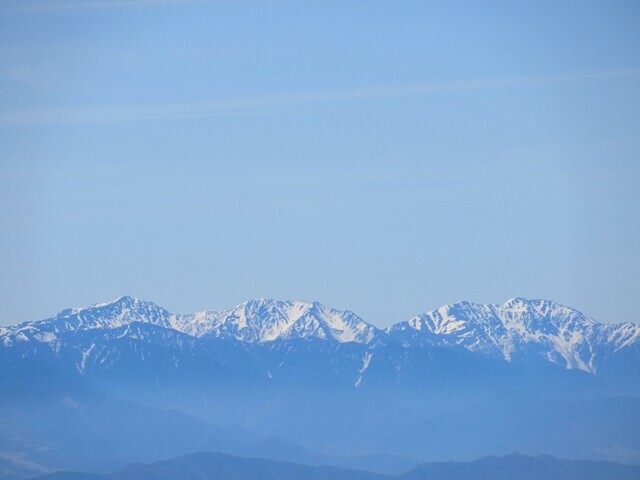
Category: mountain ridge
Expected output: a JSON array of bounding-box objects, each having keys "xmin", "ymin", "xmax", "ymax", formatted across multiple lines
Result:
[{"xmin": 3, "ymin": 296, "xmax": 639, "ymax": 374}]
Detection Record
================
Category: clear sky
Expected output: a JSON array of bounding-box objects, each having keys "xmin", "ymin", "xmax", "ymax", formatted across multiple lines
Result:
[{"xmin": 1, "ymin": 0, "xmax": 639, "ymax": 327}]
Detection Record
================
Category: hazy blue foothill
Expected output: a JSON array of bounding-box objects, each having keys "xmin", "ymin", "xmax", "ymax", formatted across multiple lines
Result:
[{"xmin": 30, "ymin": 452, "xmax": 640, "ymax": 480}]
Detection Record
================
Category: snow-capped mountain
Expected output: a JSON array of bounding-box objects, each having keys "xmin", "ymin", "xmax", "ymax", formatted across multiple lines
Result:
[
  {"xmin": 1, "ymin": 296, "xmax": 174, "ymax": 346},
  {"xmin": 388, "ymin": 297, "xmax": 640, "ymax": 373},
  {"xmin": 2, "ymin": 296, "xmax": 639, "ymax": 376},
  {"xmin": 178, "ymin": 299, "xmax": 379, "ymax": 344},
  {"xmin": 1, "ymin": 296, "xmax": 379, "ymax": 346}
]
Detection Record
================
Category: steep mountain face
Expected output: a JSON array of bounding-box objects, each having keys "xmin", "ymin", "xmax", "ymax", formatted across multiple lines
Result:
[
  {"xmin": 388, "ymin": 297, "xmax": 640, "ymax": 373},
  {"xmin": 1, "ymin": 297, "xmax": 379, "ymax": 346},
  {"xmin": 178, "ymin": 299, "xmax": 379, "ymax": 344}
]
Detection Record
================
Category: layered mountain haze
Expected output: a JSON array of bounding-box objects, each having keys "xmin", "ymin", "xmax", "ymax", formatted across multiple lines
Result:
[
  {"xmin": 1, "ymin": 296, "xmax": 639, "ymax": 479},
  {"xmin": 31, "ymin": 452, "xmax": 640, "ymax": 480}
]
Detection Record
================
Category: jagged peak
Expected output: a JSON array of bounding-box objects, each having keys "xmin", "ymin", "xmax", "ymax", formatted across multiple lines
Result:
[
  {"xmin": 501, "ymin": 296, "xmax": 570, "ymax": 310},
  {"xmin": 95, "ymin": 295, "xmax": 139, "ymax": 307},
  {"xmin": 503, "ymin": 296, "xmax": 530, "ymax": 305},
  {"xmin": 185, "ymin": 298, "xmax": 378, "ymax": 344},
  {"xmin": 55, "ymin": 295, "xmax": 153, "ymax": 316},
  {"xmin": 405, "ymin": 298, "xmax": 588, "ymax": 324},
  {"xmin": 389, "ymin": 297, "xmax": 640, "ymax": 373}
]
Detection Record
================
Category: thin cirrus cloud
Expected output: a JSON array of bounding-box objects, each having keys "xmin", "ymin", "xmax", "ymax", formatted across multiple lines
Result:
[
  {"xmin": 1, "ymin": 68, "xmax": 639, "ymax": 127},
  {"xmin": 1, "ymin": 0, "xmax": 212, "ymax": 13}
]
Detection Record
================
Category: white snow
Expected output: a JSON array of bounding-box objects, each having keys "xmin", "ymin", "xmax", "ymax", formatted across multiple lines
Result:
[
  {"xmin": 78, "ymin": 343, "xmax": 96, "ymax": 374},
  {"xmin": 171, "ymin": 299, "xmax": 378, "ymax": 344},
  {"xmin": 354, "ymin": 352, "xmax": 373, "ymax": 387},
  {"xmin": 388, "ymin": 298, "xmax": 640, "ymax": 373},
  {"xmin": 33, "ymin": 332, "xmax": 57, "ymax": 343}
]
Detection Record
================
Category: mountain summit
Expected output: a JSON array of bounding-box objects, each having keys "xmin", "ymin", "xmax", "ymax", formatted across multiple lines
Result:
[
  {"xmin": 1, "ymin": 296, "xmax": 174, "ymax": 345},
  {"xmin": 388, "ymin": 297, "xmax": 640, "ymax": 372},
  {"xmin": 1, "ymin": 297, "xmax": 379, "ymax": 346},
  {"xmin": 178, "ymin": 298, "xmax": 379, "ymax": 344}
]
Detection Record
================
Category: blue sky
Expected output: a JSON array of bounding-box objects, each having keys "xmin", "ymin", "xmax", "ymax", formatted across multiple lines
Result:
[{"xmin": 1, "ymin": 0, "xmax": 639, "ymax": 327}]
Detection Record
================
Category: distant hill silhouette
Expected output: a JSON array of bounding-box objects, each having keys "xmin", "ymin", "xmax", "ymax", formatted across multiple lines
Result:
[{"xmin": 34, "ymin": 452, "xmax": 640, "ymax": 480}]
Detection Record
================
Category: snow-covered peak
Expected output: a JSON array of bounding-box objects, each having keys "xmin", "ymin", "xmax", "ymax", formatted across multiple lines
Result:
[
  {"xmin": 176, "ymin": 298, "xmax": 379, "ymax": 344},
  {"xmin": 389, "ymin": 298, "xmax": 640, "ymax": 372},
  {"xmin": 1, "ymin": 296, "xmax": 379, "ymax": 345},
  {"xmin": 1, "ymin": 296, "xmax": 174, "ymax": 345},
  {"xmin": 54, "ymin": 295, "xmax": 174, "ymax": 329}
]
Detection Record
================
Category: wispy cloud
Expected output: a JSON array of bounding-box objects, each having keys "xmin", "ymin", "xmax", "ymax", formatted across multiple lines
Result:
[
  {"xmin": 1, "ymin": 69, "xmax": 639, "ymax": 127},
  {"xmin": 2, "ymin": 0, "xmax": 211, "ymax": 13}
]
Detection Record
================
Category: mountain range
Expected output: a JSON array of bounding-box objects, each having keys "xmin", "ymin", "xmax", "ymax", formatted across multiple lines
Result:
[
  {"xmin": 3, "ymin": 295, "xmax": 639, "ymax": 375},
  {"xmin": 1, "ymin": 296, "xmax": 639, "ymax": 478}
]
